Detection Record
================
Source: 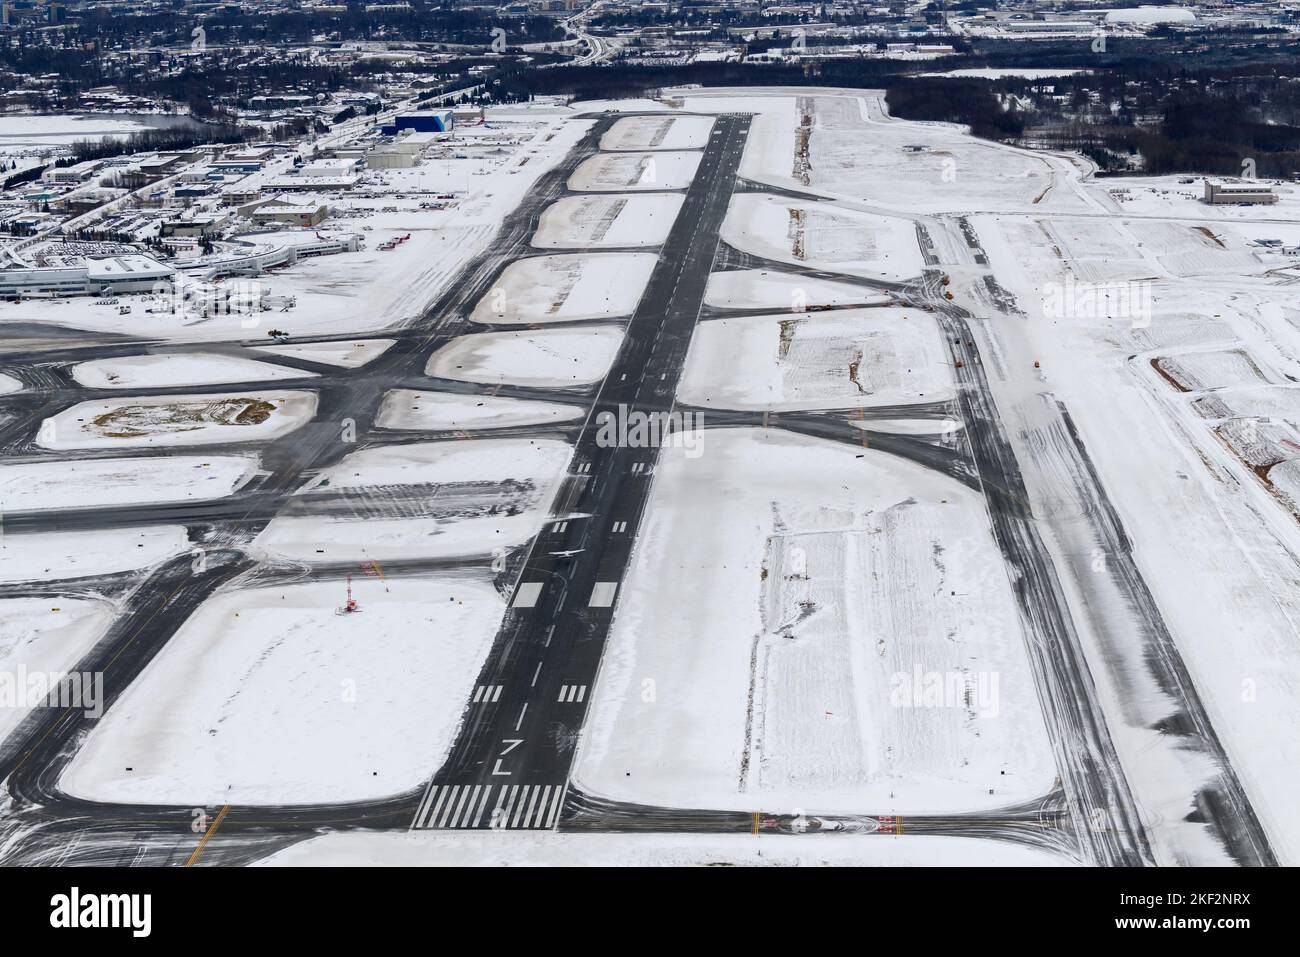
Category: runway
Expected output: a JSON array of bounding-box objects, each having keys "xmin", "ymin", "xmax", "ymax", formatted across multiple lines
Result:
[
  {"xmin": 0, "ymin": 100, "xmax": 1275, "ymax": 868},
  {"xmin": 412, "ymin": 113, "xmax": 753, "ymax": 828}
]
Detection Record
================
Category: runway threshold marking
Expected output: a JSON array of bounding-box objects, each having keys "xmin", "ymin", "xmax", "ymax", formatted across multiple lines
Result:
[
  {"xmin": 185, "ymin": 804, "xmax": 231, "ymax": 867},
  {"xmin": 414, "ymin": 784, "xmax": 565, "ymax": 830}
]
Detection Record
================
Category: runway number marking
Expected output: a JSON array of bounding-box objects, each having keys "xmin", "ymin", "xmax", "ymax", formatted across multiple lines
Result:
[{"xmin": 491, "ymin": 737, "xmax": 523, "ymax": 777}]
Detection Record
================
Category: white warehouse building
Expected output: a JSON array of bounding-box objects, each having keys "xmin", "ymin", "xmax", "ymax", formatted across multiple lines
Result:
[{"xmin": 0, "ymin": 255, "xmax": 176, "ymax": 299}]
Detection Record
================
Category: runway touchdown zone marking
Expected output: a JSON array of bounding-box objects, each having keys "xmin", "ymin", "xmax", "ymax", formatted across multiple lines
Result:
[
  {"xmin": 589, "ymin": 582, "xmax": 618, "ymax": 607},
  {"xmin": 512, "ymin": 582, "xmax": 544, "ymax": 608}
]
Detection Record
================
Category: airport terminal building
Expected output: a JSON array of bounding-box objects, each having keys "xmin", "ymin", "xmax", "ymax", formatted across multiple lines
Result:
[{"xmin": 0, "ymin": 255, "xmax": 176, "ymax": 299}]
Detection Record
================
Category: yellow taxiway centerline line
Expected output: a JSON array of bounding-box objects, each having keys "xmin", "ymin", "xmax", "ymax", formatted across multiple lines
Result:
[{"xmin": 186, "ymin": 804, "xmax": 231, "ymax": 867}]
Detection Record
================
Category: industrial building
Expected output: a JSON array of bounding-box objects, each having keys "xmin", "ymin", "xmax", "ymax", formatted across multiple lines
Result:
[
  {"xmin": 250, "ymin": 201, "xmax": 330, "ymax": 228},
  {"xmin": 381, "ymin": 110, "xmax": 455, "ymax": 135},
  {"xmin": 1204, "ymin": 180, "xmax": 1279, "ymax": 205}
]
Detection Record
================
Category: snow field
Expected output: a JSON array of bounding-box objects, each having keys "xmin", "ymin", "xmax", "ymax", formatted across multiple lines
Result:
[
  {"xmin": 568, "ymin": 151, "xmax": 700, "ymax": 192},
  {"xmin": 470, "ymin": 253, "xmax": 655, "ymax": 325},
  {"xmin": 425, "ymin": 326, "xmax": 623, "ymax": 388},
  {"xmin": 58, "ymin": 576, "xmax": 506, "ymax": 805},
  {"xmin": 256, "ymin": 438, "xmax": 573, "ymax": 563},
  {"xmin": 70, "ymin": 353, "xmax": 310, "ymax": 390},
  {"xmin": 0, "ymin": 454, "xmax": 258, "ymax": 512},
  {"xmin": 532, "ymin": 194, "xmax": 683, "ymax": 249},
  {"xmin": 678, "ymin": 309, "xmax": 955, "ymax": 411},
  {"xmin": 573, "ymin": 428, "xmax": 1056, "ymax": 815},
  {"xmin": 376, "ymin": 390, "xmax": 584, "ymax": 432}
]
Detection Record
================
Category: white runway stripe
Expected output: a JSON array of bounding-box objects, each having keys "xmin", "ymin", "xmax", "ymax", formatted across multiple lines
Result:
[
  {"xmin": 413, "ymin": 784, "xmax": 568, "ymax": 829},
  {"xmin": 512, "ymin": 582, "xmax": 543, "ymax": 608}
]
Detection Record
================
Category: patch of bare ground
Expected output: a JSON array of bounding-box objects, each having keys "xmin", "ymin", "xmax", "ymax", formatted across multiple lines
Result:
[{"xmin": 92, "ymin": 397, "xmax": 276, "ymax": 438}]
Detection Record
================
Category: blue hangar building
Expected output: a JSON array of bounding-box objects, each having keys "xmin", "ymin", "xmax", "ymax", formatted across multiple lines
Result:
[{"xmin": 380, "ymin": 111, "xmax": 456, "ymax": 135}]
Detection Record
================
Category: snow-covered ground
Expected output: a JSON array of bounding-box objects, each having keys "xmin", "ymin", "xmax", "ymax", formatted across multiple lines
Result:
[
  {"xmin": 573, "ymin": 428, "xmax": 1054, "ymax": 815},
  {"xmin": 1102, "ymin": 175, "xmax": 1300, "ymax": 224},
  {"xmin": 0, "ymin": 526, "xmax": 190, "ymax": 584},
  {"xmin": 256, "ymin": 438, "xmax": 573, "ymax": 563},
  {"xmin": 58, "ymin": 575, "xmax": 505, "ymax": 805},
  {"xmin": 70, "ymin": 353, "xmax": 310, "ymax": 390},
  {"xmin": 425, "ymin": 327, "xmax": 623, "ymax": 387},
  {"xmin": 600, "ymin": 115, "xmax": 714, "ymax": 152},
  {"xmin": 0, "ymin": 597, "xmax": 117, "ymax": 748},
  {"xmin": 376, "ymin": 390, "xmax": 584, "ymax": 431},
  {"xmin": 679, "ymin": 89, "xmax": 1091, "ymax": 217},
  {"xmin": 568, "ymin": 151, "xmax": 700, "ymax": 192},
  {"xmin": 38, "ymin": 391, "xmax": 317, "ymax": 451},
  {"xmin": 974, "ymin": 201, "xmax": 1300, "ymax": 863},
  {"xmin": 678, "ymin": 309, "xmax": 954, "ymax": 411},
  {"xmin": 722, "ymin": 193, "xmax": 925, "ymax": 282},
  {"xmin": 252, "ymin": 339, "xmax": 394, "ymax": 369},
  {"xmin": 0, "ymin": 454, "xmax": 258, "ymax": 512},
  {"xmin": 533, "ymin": 194, "xmax": 683, "ymax": 249},
  {"xmin": 0, "ymin": 112, "xmax": 158, "ymax": 153},
  {"xmin": 0, "ymin": 373, "xmax": 21, "ymax": 395},
  {"xmin": 257, "ymin": 831, "xmax": 1073, "ymax": 867},
  {"xmin": 704, "ymin": 270, "xmax": 889, "ymax": 312},
  {"xmin": 470, "ymin": 253, "xmax": 655, "ymax": 325}
]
